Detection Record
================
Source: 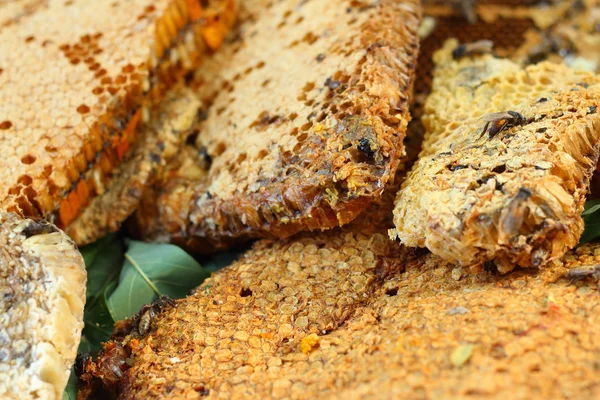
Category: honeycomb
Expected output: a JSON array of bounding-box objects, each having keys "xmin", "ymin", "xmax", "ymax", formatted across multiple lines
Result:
[
  {"xmin": 0, "ymin": 213, "xmax": 86, "ymax": 399},
  {"xmin": 82, "ymin": 209, "xmax": 600, "ymax": 399},
  {"xmin": 65, "ymin": 86, "xmax": 201, "ymax": 245},
  {"xmin": 413, "ymin": 0, "xmax": 598, "ymax": 118},
  {"xmin": 392, "ymin": 40, "xmax": 600, "ymax": 272},
  {"xmin": 0, "ymin": 0, "xmax": 235, "ymax": 234},
  {"xmin": 413, "ymin": 16, "xmax": 534, "ymax": 118},
  {"xmin": 133, "ymin": 0, "xmax": 421, "ymax": 252},
  {"xmin": 78, "ymin": 3, "xmax": 600, "ymax": 398}
]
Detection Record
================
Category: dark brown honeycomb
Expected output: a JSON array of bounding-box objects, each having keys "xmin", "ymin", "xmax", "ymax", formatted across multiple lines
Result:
[{"xmin": 414, "ymin": 16, "xmax": 534, "ymax": 118}]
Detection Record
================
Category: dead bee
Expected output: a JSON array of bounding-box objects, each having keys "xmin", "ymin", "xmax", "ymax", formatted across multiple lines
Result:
[
  {"xmin": 22, "ymin": 220, "xmax": 58, "ymax": 238},
  {"xmin": 500, "ymin": 187, "xmax": 532, "ymax": 238},
  {"xmin": 135, "ymin": 295, "xmax": 175, "ymax": 336},
  {"xmin": 75, "ymin": 341, "xmax": 130, "ymax": 398},
  {"xmin": 452, "ymin": 40, "xmax": 494, "ymax": 60},
  {"xmin": 565, "ymin": 264, "xmax": 600, "ymax": 290},
  {"xmin": 480, "ymin": 111, "xmax": 526, "ymax": 138},
  {"xmin": 94, "ymin": 342, "xmax": 129, "ymax": 386}
]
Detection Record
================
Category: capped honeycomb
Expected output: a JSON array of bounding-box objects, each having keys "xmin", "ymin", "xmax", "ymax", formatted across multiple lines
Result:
[
  {"xmin": 0, "ymin": 0, "xmax": 235, "ymax": 237},
  {"xmin": 392, "ymin": 40, "xmax": 600, "ymax": 272},
  {"xmin": 0, "ymin": 213, "xmax": 86, "ymax": 399},
  {"xmin": 82, "ymin": 202, "xmax": 600, "ymax": 399},
  {"xmin": 133, "ymin": 0, "xmax": 421, "ymax": 252}
]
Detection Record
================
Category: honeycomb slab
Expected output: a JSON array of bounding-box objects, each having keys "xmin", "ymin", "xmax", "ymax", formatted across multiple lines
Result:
[
  {"xmin": 392, "ymin": 40, "xmax": 600, "ymax": 272},
  {"xmin": 133, "ymin": 0, "xmax": 421, "ymax": 252}
]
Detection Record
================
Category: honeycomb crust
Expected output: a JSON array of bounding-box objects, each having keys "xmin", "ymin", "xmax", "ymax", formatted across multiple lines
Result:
[
  {"xmin": 0, "ymin": 213, "xmax": 86, "ymax": 400},
  {"xmin": 134, "ymin": 0, "xmax": 421, "ymax": 251},
  {"xmin": 0, "ymin": 0, "xmax": 235, "ymax": 243},
  {"xmin": 416, "ymin": 0, "xmax": 598, "ymax": 105},
  {"xmin": 391, "ymin": 40, "xmax": 600, "ymax": 272},
  {"xmin": 84, "ymin": 208, "xmax": 600, "ymax": 399},
  {"xmin": 82, "ymin": 2, "xmax": 600, "ymax": 398},
  {"xmin": 65, "ymin": 86, "xmax": 201, "ymax": 245}
]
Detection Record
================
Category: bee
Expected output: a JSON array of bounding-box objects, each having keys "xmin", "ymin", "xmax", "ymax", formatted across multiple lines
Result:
[
  {"xmin": 565, "ymin": 264, "xmax": 600, "ymax": 290},
  {"xmin": 480, "ymin": 111, "xmax": 526, "ymax": 138},
  {"xmin": 137, "ymin": 308, "xmax": 155, "ymax": 336},
  {"xmin": 499, "ymin": 187, "xmax": 532, "ymax": 238},
  {"xmin": 452, "ymin": 40, "xmax": 494, "ymax": 60},
  {"xmin": 357, "ymin": 137, "xmax": 375, "ymax": 160},
  {"xmin": 524, "ymin": 33, "xmax": 574, "ymax": 65},
  {"xmin": 75, "ymin": 353, "xmax": 91, "ymax": 378},
  {"xmin": 135, "ymin": 295, "xmax": 175, "ymax": 336},
  {"xmin": 22, "ymin": 220, "xmax": 58, "ymax": 238}
]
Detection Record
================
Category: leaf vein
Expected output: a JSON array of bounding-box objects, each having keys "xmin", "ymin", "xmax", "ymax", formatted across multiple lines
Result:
[{"xmin": 125, "ymin": 253, "xmax": 162, "ymax": 297}]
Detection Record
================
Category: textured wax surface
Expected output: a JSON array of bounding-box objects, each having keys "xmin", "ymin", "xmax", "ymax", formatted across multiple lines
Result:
[
  {"xmin": 0, "ymin": 213, "xmax": 86, "ymax": 400},
  {"xmin": 84, "ymin": 2, "xmax": 600, "ymax": 398},
  {"xmin": 134, "ymin": 0, "xmax": 421, "ymax": 252},
  {"xmin": 392, "ymin": 40, "xmax": 600, "ymax": 272},
  {"xmin": 85, "ymin": 206, "xmax": 600, "ymax": 399},
  {"xmin": 415, "ymin": 1, "xmax": 597, "ymax": 116},
  {"xmin": 0, "ymin": 0, "xmax": 235, "ymax": 238},
  {"xmin": 66, "ymin": 86, "xmax": 201, "ymax": 245}
]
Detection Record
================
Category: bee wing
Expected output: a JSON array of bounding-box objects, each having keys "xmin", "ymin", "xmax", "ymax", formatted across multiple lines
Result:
[
  {"xmin": 476, "ymin": 40, "xmax": 494, "ymax": 49},
  {"xmin": 481, "ymin": 112, "xmax": 514, "ymax": 122},
  {"xmin": 467, "ymin": 40, "xmax": 494, "ymax": 52}
]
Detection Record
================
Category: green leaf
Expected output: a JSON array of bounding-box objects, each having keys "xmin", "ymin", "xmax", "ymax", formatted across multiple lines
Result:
[
  {"xmin": 581, "ymin": 200, "xmax": 600, "ymax": 244},
  {"xmin": 62, "ymin": 236, "xmax": 125, "ymax": 399},
  {"xmin": 78, "ymin": 234, "xmax": 124, "ymax": 355},
  {"xmin": 583, "ymin": 199, "xmax": 600, "ymax": 215},
  {"xmin": 80, "ymin": 242, "xmax": 100, "ymax": 270},
  {"xmin": 82, "ymin": 281, "xmax": 118, "ymax": 352},
  {"xmin": 78, "ymin": 335, "xmax": 97, "ymax": 355},
  {"xmin": 106, "ymin": 240, "xmax": 211, "ymax": 321},
  {"xmin": 80, "ymin": 234, "xmax": 124, "ymax": 306}
]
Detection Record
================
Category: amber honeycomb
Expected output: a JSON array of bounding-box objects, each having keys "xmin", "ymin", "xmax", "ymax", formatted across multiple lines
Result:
[
  {"xmin": 0, "ymin": 0, "xmax": 235, "ymax": 232},
  {"xmin": 131, "ymin": 0, "xmax": 421, "ymax": 253}
]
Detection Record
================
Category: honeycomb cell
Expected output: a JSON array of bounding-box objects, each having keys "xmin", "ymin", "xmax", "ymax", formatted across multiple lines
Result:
[{"xmin": 0, "ymin": 0, "xmax": 236, "ymax": 242}]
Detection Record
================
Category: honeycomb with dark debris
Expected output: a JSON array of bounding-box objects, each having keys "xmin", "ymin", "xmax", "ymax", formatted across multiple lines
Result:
[
  {"xmin": 392, "ymin": 40, "xmax": 600, "ymax": 272},
  {"xmin": 82, "ymin": 217, "xmax": 600, "ymax": 399}
]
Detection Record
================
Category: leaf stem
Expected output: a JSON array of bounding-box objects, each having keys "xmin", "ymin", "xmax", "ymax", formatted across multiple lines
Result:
[{"xmin": 124, "ymin": 253, "xmax": 162, "ymax": 297}]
